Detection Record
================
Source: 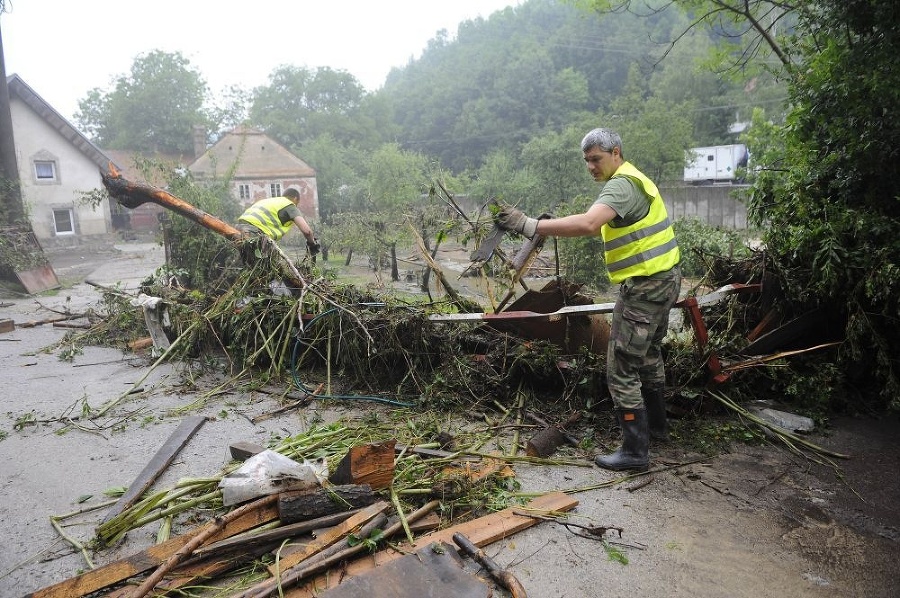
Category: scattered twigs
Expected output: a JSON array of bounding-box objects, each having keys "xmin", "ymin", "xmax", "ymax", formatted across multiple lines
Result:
[
  {"xmin": 48, "ymin": 499, "xmax": 118, "ymax": 570},
  {"xmin": 18, "ymin": 313, "xmax": 86, "ymax": 328},
  {"xmin": 508, "ymin": 383, "xmax": 526, "ymax": 457},
  {"xmin": 92, "ymin": 321, "xmax": 200, "ymax": 419},
  {"xmin": 556, "ymin": 457, "xmax": 711, "ymax": 493},
  {"xmin": 708, "ymin": 390, "xmax": 849, "ymax": 461},
  {"xmin": 391, "ymin": 488, "xmax": 415, "ymax": 545},
  {"xmin": 250, "ymin": 383, "xmax": 321, "ymax": 423},
  {"xmin": 410, "ymin": 224, "xmax": 469, "ymax": 309},
  {"xmin": 625, "ymin": 476, "xmax": 654, "ymax": 493},
  {"xmin": 512, "ymin": 510, "xmax": 625, "ymax": 543},
  {"xmin": 453, "ymin": 532, "xmax": 528, "ymax": 598}
]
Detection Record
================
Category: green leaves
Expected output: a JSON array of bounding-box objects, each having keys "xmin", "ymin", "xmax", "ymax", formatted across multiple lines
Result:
[{"xmin": 75, "ymin": 50, "xmax": 210, "ymax": 154}]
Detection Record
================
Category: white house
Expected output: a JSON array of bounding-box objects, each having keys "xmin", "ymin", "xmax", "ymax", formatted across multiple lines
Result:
[{"xmin": 7, "ymin": 74, "xmax": 119, "ymax": 248}]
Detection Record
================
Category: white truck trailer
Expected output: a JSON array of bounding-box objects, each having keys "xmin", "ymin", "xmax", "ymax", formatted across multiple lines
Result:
[{"xmin": 684, "ymin": 144, "xmax": 749, "ymax": 184}]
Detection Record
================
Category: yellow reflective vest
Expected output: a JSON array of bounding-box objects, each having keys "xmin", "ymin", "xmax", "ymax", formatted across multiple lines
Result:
[
  {"xmin": 238, "ymin": 197, "xmax": 295, "ymax": 240},
  {"xmin": 601, "ymin": 162, "xmax": 680, "ymax": 284}
]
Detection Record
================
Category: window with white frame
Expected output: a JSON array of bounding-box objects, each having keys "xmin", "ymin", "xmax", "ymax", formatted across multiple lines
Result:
[
  {"xmin": 53, "ymin": 208, "xmax": 75, "ymax": 235},
  {"xmin": 239, "ymin": 184, "xmax": 251, "ymax": 200},
  {"xmin": 34, "ymin": 160, "xmax": 57, "ymax": 182},
  {"xmin": 269, "ymin": 183, "xmax": 282, "ymax": 197}
]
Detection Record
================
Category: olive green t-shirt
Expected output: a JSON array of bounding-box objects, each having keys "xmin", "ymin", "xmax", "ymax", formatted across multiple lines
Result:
[
  {"xmin": 277, "ymin": 203, "xmax": 302, "ymax": 225},
  {"xmin": 591, "ymin": 177, "xmax": 650, "ymax": 228}
]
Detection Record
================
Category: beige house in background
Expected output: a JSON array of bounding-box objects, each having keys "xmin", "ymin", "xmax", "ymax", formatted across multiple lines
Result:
[
  {"xmin": 188, "ymin": 125, "xmax": 319, "ymax": 221},
  {"xmin": 6, "ymin": 74, "xmax": 318, "ymax": 247},
  {"xmin": 6, "ymin": 74, "xmax": 118, "ymax": 248}
]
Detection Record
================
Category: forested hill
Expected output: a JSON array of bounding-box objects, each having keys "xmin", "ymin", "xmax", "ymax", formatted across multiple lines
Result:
[{"xmin": 375, "ymin": 0, "xmax": 779, "ymax": 174}]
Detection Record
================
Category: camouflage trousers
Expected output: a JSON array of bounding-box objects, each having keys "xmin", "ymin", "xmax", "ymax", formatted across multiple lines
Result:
[{"xmin": 606, "ymin": 265, "xmax": 682, "ymax": 409}]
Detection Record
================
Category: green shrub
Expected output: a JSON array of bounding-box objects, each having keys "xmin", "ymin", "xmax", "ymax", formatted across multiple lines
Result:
[{"xmin": 673, "ymin": 217, "xmax": 753, "ymax": 279}]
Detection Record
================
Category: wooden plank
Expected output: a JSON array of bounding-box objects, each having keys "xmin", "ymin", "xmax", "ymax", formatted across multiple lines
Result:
[
  {"xmin": 286, "ymin": 491, "xmax": 578, "ymax": 598},
  {"xmin": 104, "ymin": 512, "xmax": 364, "ymax": 597},
  {"xmin": 193, "ymin": 509, "xmax": 361, "ymax": 558},
  {"xmin": 266, "ymin": 501, "xmax": 390, "ymax": 576},
  {"xmin": 328, "ymin": 440, "xmax": 395, "ymax": 489},
  {"xmin": 25, "ymin": 495, "xmax": 280, "ymax": 598},
  {"xmin": 15, "ymin": 264, "xmax": 60, "ymax": 294},
  {"xmin": 101, "ymin": 416, "xmax": 207, "ymax": 524},
  {"xmin": 103, "ymin": 552, "xmax": 269, "ymax": 598}
]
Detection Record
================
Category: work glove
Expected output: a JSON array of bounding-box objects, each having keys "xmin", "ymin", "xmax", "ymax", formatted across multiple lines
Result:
[
  {"xmin": 306, "ymin": 238, "xmax": 321, "ymax": 256},
  {"xmin": 496, "ymin": 206, "xmax": 540, "ymax": 239}
]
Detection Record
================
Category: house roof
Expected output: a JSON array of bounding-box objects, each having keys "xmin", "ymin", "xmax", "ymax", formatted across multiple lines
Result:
[
  {"xmin": 6, "ymin": 74, "xmax": 118, "ymax": 173},
  {"xmin": 188, "ymin": 125, "xmax": 316, "ymax": 179},
  {"xmin": 103, "ymin": 149, "xmax": 192, "ymax": 187}
]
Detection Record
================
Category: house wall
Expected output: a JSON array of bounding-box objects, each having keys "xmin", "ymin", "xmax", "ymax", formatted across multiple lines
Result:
[
  {"xmin": 10, "ymin": 99, "xmax": 112, "ymax": 248},
  {"xmin": 233, "ymin": 176, "xmax": 319, "ymax": 220}
]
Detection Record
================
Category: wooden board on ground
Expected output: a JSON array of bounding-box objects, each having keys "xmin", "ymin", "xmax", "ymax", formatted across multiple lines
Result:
[
  {"xmin": 24, "ymin": 495, "xmax": 280, "ymax": 598},
  {"xmin": 267, "ymin": 501, "xmax": 390, "ymax": 576},
  {"xmin": 101, "ymin": 416, "xmax": 207, "ymax": 524},
  {"xmin": 1, "ymin": 226, "xmax": 60, "ymax": 293},
  {"xmin": 16, "ymin": 264, "xmax": 61, "ymax": 294},
  {"xmin": 316, "ymin": 542, "xmax": 490, "ymax": 598},
  {"xmin": 287, "ymin": 491, "xmax": 578, "ymax": 597}
]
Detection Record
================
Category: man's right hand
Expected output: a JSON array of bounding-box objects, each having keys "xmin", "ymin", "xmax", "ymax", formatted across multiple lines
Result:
[
  {"xmin": 496, "ymin": 206, "xmax": 539, "ymax": 238},
  {"xmin": 307, "ymin": 238, "xmax": 321, "ymax": 256}
]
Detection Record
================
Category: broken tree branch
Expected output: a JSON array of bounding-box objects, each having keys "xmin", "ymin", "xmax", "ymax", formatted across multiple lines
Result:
[{"xmin": 125, "ymin": 494, "xmax": 280, "ymax": 598}]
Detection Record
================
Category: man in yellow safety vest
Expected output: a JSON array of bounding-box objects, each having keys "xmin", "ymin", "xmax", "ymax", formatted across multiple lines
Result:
[
  {"xmin": 237, "ymin": 188, "xmax": 320, "ymax": 256},
  {"xmin": 496, "ymin": 127, "xmax": 682, "ymax": 472}
]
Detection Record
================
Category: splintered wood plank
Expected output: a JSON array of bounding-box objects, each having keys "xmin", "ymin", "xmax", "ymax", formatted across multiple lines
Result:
[
  {"xmin": 102, "ymin": 416, "xmax": 207, "ymax": 524},
  {"xmin": 102, "ymin": 551, "xmax": 269, "ymax": 598},
  {"xmin": 266, "ymin": 501, "xmax": 390, "ymax": 576},
  {"xmin": 24, "ymin": 495, "xmax": 280, "ymax": 598},
  {"xmin": 286, "ymin": 491, "xmax": 578, "ymax": 598},
  {"xmin": 328, "ymin": 440, "xmax": 396, "ymax": 489}
]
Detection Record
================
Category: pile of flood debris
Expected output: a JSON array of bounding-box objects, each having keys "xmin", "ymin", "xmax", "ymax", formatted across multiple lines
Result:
[{"xmin": 29, "ymin": 413, "xmax": 609, "ymax": 598}]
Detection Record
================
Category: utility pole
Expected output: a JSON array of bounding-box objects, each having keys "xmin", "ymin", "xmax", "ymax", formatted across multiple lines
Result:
[{"xmin": 0, "ymin": 12, "xmax": 25, "ymax": 225}]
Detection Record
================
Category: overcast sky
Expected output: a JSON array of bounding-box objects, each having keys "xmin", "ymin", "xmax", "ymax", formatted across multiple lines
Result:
[{"xmin": 2, "ymin": 0, "xmax": 520, "ymax": 122}]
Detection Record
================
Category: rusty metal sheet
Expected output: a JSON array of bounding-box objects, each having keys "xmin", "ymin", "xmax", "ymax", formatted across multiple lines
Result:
[{"xmin": 317, "ymin": 542, "xmax": 490, "ymax": 598}]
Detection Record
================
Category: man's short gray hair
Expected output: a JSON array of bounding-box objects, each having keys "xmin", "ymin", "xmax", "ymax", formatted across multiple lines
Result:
[{"xmin": 581, "ymin": 128, "xmax": 623, "ymax": 156}]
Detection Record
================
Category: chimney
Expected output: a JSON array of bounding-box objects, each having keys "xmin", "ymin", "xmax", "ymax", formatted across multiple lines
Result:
[{"xmin": 192, "ymin": 125, "xmax": 207, "ymax": 159}]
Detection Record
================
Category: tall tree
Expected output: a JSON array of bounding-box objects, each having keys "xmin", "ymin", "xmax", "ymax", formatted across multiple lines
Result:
[
  {"xmin": 591, "ymin": 0, "xmax": 900, "ymax": 409},
  {"xmin": 746, "ymin": 0, "xmax": 900, "ymax": 408},
  {"xmin": 74, "ymin": 50, "xmax": 210, "ymax": 154},
  {"xmin": 249, "ymin": 66, "xmax": 379, "ymax": 150}
]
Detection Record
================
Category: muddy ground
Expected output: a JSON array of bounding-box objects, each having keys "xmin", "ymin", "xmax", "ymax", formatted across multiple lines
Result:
[{"xmin": 0, "ymin": 240, "xmax": 898, "ymax": 598}]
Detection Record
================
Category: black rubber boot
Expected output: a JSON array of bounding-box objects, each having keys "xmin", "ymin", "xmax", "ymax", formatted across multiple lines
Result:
[
  {"xmin": 643, "ymin": 386, "xmax": 670, "ymax": 442},
  {"xmin": 594, "ymin": 408, "xmax": 650, "ymax": 471}
]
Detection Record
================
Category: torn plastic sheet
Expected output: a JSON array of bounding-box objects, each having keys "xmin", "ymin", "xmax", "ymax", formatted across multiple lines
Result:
[{"xmin": 218, "ymin": 449, "xmax": 328, "ymax": 506}]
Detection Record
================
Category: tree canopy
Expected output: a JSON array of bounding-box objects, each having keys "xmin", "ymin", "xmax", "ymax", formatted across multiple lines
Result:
[{"xmin": 75, "ymin": 50, "xmax": 210, "ymax": 154}]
